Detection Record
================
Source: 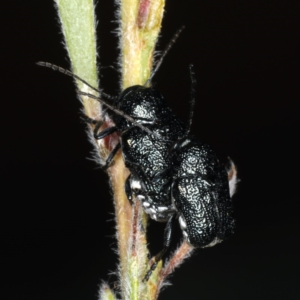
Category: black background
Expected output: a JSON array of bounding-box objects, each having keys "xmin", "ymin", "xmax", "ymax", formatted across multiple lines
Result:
[{"xmin": 2, "ymin": 1, "xmax": 299, "ymax": 300}]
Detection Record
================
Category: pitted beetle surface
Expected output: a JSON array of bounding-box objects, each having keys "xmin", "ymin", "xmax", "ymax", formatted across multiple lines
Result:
[{"xmin": 171, "ymin": 138, "xmax": 235, "ymax": 247}]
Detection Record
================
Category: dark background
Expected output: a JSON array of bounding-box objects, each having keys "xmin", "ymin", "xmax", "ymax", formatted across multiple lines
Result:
[{"xmin": 2, "ymin": 1, "xmax": 299, "ymax": 299}]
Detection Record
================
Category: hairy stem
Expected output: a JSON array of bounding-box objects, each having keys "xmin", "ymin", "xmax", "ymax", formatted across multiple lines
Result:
[{"xmin": 52, "ymin": 1, "xmax": 196, "ymax": 299}]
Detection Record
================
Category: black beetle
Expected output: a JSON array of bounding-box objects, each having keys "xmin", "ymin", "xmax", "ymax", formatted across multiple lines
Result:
[
  {"xmin": 37, "ymin": 38, "xmax": 236, "ymax": 281},
  {"xmin": 81, "ymin": 70, "xmax": 237, "ymax": 281},
  {"xmin": 141, "ymin": 66, "xmax": 236, "ymax": 280}
]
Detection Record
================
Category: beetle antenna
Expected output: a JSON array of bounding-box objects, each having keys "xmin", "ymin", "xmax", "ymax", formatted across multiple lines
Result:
[
  {"xmin": 184, "ymin": 64, "xmax": 197, "ymax": 136},
  {"xmin": 145, "ymin": 26, "xmax": 185, "ymax": 86},
  {"xmin": 37, "ymin": 62, "xmax": 169, "ymax": 141},
  {"xmin": 36, "ymin": 61, "xmax": 116, "ymax": 101}
]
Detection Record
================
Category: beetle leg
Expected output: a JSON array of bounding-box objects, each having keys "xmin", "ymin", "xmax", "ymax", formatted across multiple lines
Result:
[
  {"xmin": 102, "ymin": 143, "xmax": 121, "ymax": 169},
  {"xmin": 125, "ymin": 174, "xmax": 134, "ymax": 204},
  {"xmin": 80, "ymin": 114, "xmax": 100, "ymax": 125},
  {"xmin": 80, "ymin": 113, "xmax": 118, "ymax": 140},
  {"xmin": 143, "ymin": 214, "xmax": 175, "ymax": 282},
  {"xmin": 94, "ymin": 126, "xmax": 117, "ymax": 140},
  {"xmin": 80, "ymin": 114, "xmax": 104, "ymax": 135},
  {"xmin": 81, "ymin": 114, "xmax": 120, "ymax": 168}
]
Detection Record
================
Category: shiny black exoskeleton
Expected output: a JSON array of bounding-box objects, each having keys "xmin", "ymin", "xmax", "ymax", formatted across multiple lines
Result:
[
  {"xmin": 170, "ymin": 138, "xmax": 235, "ymax": 247},
  {"xmin": 142, "ymin": 66, "xmax": 236, "ymax": 281}
]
